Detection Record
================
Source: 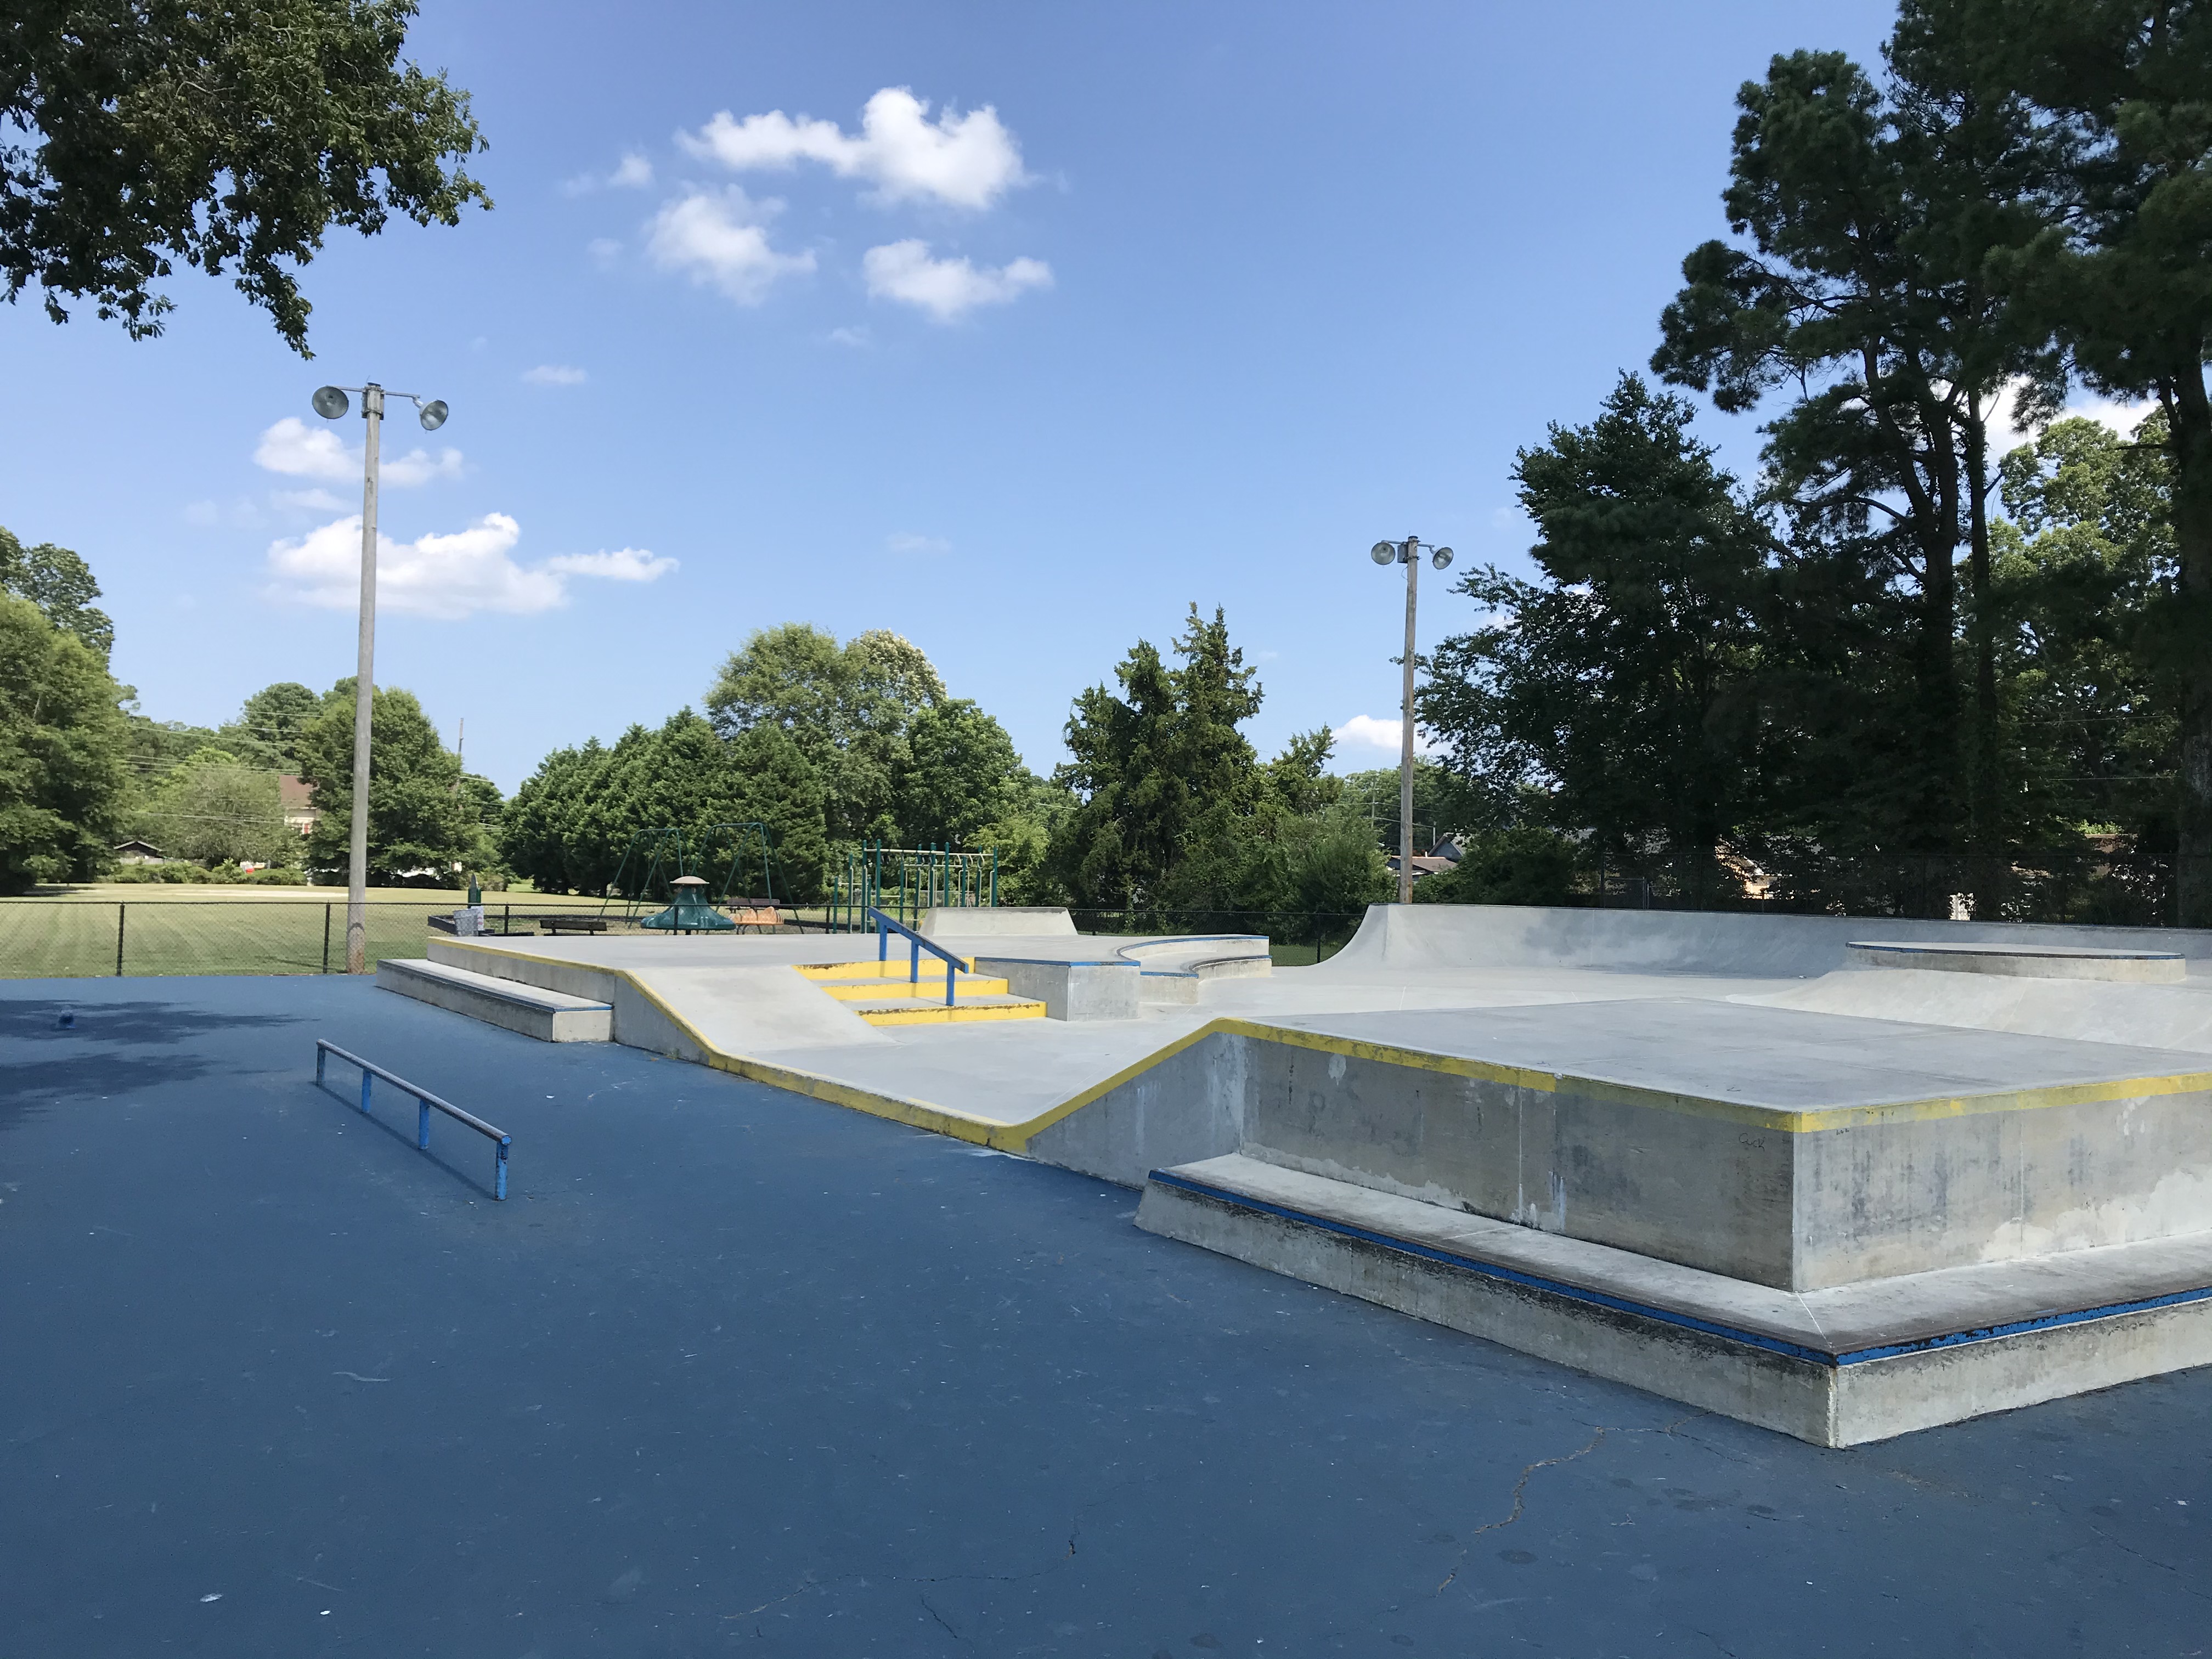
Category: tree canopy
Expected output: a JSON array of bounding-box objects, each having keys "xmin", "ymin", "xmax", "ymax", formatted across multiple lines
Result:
[
  {"xmin": 2, "ymin": 0, "xmax": 490, "ymax": 354},
  {"xmin": 0, "ymin": 592, "xmax": 129, "ymax": 891},
  {"xmin": 296, "ymin": 678, "xmax": 493, "ymax": 882},
  {"xmin": 0, "ymin": 525, "xmax": 111, "ymax": 658}
]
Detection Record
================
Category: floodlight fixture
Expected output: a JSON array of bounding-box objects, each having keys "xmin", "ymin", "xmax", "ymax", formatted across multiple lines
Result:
[
  {"xmin": 303, "ymin": 376, "xmax": 454, "ymax": 973},
  {"xmin": 1363, "ymin": 531, "xmax": 1457, "ymax": 906}
]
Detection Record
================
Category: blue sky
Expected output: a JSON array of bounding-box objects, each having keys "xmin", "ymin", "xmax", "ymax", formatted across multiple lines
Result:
[{"xmin": 2, "ymin": 0, "xmax": 1903, "ymax": 792}]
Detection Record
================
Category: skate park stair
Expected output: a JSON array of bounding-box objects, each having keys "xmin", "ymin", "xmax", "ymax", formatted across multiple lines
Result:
[
  {"xmin": 795, "ymin": 960, "xmax": 1046, "ymax": 1026},
  {"xmin": 376, "ymin": 958, "xmax": 612, "ymax": 1043}
]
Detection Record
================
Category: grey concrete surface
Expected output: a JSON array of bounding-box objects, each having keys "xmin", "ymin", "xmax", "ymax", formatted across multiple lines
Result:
[
  {"xmin": 7, "ymin": 974, "xmax": 2212, "ymax": 1658},
  {"xmin": 374, "ymin": 957, "xmax": 612, "ymax": 1042}
]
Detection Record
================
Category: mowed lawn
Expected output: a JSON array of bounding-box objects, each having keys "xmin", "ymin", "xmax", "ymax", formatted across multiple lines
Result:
[{"xmin": 0, "ymin": 888, "xmax": 611, "ymax": 979}]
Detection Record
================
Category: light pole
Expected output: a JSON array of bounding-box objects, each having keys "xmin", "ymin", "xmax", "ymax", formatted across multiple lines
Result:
[
  {"xmin": 311, "ymin": 382, "xmax": 450, "ymax": 972},
  {"xmin": 1369, "ymin": 535, "xmax": 1453, "ymax": 905}
]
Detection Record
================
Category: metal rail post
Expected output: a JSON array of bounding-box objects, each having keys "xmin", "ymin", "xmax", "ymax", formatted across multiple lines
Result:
[{"xmin": 115, "ymin": 903, "xmax": 125, "ymax": 977}]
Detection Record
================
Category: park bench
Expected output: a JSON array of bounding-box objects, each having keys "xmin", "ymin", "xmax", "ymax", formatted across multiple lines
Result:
[{"xmin": 537, "ymin": 915, "xmax": 609, "ymax": 935}]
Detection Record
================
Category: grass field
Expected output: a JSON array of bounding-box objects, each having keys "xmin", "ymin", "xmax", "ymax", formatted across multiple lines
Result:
[
  {"xmin": 0, "ymin": 889, "xmax": 612, "ymax": 979},
  {"xmin": 3, "ymin": 887, "xmax": 1347, "ymax": 978}
]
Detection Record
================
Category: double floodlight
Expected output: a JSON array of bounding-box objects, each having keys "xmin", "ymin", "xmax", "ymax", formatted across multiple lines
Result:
[
  {"xmin": 1369, "ymin": 538, "xmax": 1455, "ymax": 570},
  {"xmin": 312, "ymin": 385, "xmax": 449, "ymax": 431}
]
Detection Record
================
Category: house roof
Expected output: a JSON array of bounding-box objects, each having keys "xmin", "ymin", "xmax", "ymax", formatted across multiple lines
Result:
[{"xmin": 278, "ymin": 774, "xmax": 316, "ymax": 811}]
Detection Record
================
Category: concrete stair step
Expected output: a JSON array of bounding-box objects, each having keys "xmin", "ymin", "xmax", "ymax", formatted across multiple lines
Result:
[
  {"xmin": 850, "ymin": 995, "xmax": 1047, "ymax": 1026},
  {"xmin": 798, "ymin": 958, "xmax": 974, "ymax": 981},
  {"xmin": 821, "ymin": 975, "xmax": 1011, "ymax": 1002}
]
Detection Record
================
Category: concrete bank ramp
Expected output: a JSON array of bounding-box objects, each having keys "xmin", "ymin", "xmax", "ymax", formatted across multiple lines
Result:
[{"xmin": 1317, "ymin": 903, "xmax": 2212, "ymax": 981}]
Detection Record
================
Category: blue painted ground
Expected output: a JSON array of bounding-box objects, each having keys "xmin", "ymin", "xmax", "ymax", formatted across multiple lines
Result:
[{"xmin": 1, "ymin": 976, "xmax": 2207, "ymax": 1658}]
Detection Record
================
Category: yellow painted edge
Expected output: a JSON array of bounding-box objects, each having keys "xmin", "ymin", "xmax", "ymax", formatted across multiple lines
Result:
[{"xmin": 425, "ymin": 940, "xmax": 2212, "ymax": 1142}]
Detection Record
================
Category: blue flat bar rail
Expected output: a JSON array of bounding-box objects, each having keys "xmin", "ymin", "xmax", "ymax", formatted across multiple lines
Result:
[
  {"xmin": 868, "ymin": 907, "xmax": 963, "ymax": 1006},
  {"xmin": 314, "ymin": 1039, "xmax": 513, "ymax": 1199}
]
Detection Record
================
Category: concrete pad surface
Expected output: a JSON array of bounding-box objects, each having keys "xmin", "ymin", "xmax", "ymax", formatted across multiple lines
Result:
[{"xmin": 1268, "ymin": 997, "xmax": 2212, "ymax": 1113}]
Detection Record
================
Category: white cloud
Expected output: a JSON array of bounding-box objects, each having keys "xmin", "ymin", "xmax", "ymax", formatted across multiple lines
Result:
[
  {"xmin": 265, "ymin": 515, "xmax": 674, "ymax": 620},
  {"xmin": 253, "ymin": 416, "xmax": 356, "ymax": 482},
  {"xmin": 1334, "ymin": 715, "xmax": 1441, "ymax": 758},
  {"xmin": 523, "ymin": 364, "xmax": 589, "ymax": 387},
  {"xmin": 863, "ymin": 239, "xmax": 1051, "ymax": 321},
  {"xmin": 545, "ymin": 546, "xmax": 678, "ymax": 582},
  {"xmin": 827, "ymin": 325, "xmax": 872, "ymax": 348},
  {"xmin": 680, "ymin": 87, "xmax": 1029, "ymax": 211},
  {"xmin": 588, "ymin": 236, "xmax": 622, "ymax": 264},
  {"xmin": 1988, "ymin": 380, "xmax": 2160, "ymax": 454},
  {"xmin": 378, "ymin": 445, "xmax": 467, "ymax": 487},
  {"xmin": 647, "ymin": 188, "xmax": 815, "ymax": 303},
  {"xmin": 885, "ymin": 532, "xmax": 950, "ymax": 555},
  {"xmin": 251, "ymin": 416, "xmax": 461, "ymax": 488},
  {"xmin": 565, "ymin": 151, "xmax": 654, "ymax": 194},
  {"xmin": 273, "ymin": 487, "xmax": 350, "ymax": 514}
]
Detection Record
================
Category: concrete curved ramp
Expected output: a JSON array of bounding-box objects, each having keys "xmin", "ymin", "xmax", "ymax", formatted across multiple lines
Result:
[{"xmin": 1315, "ymin": 902, "xmax": 2212, "ymax": 982}]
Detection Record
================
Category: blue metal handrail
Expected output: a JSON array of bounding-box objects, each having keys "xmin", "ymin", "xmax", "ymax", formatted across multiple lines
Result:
[
  {"xmin": 315, "ymin": 1039, "xmax": 512, "ymax": 1199},
  {"xmin": 868, "ymin": 907, "xmax": 964, "ymax": 1007}
]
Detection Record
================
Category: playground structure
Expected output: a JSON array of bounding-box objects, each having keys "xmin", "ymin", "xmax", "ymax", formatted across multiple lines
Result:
[
  {"xmin": 374, "ymin": 900, "xmax": 2212, "ymax": 1446},
  {"xmin": 601, "ymin": 823, "xmax": 785, "ymax": 919},
  {"xmin": 826, "ymin": 842, "xmax": 997, "ymax": 931}
]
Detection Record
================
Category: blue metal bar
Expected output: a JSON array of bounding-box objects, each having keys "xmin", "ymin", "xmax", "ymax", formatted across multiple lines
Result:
[
  {"xmin": 867, "ymin": 908, "xmax": 963, "ymax": 1007},
  {"xmin": 314, "ymin": 1039, "xmax": 512, "ymax": 1199}
]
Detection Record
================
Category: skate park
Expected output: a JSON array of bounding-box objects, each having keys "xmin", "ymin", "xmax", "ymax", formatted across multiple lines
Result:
[{"xmin": 375, "ymin": 899, "xmax": 2212, "ymax": 1448}]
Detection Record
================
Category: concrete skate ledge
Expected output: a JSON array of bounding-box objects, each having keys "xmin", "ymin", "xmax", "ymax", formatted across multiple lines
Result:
[
  {"xmin": 377, "ymin": 957, "xmax": 612, "ymax": 1043},
  {"xmin": 1139, "ymin": 1154, "xmax": 2212, "ymax": 1445},
  {"xmin": 1849, "ymin": 939, "xmax": 2188, "ymax": 983}
]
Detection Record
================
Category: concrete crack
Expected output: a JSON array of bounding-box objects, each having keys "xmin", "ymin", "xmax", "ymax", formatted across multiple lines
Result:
[
  {"xmin": 1432, "ymin": 1414, "xmax": 1702, "ymax": 1596},
  {"xmin": 2088, "ymin": 1527, "xmax": 2212, "ymax": 1599},
  {"xmin": 919, "ymin": 1588, "xmax": 961, "ymax": 1640}
]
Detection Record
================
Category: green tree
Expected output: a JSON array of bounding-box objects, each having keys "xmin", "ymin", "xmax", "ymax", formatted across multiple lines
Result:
[
  {"xmin": 1420, "ymin": 376, "xmax": 1774, "ymax": 903},
  {"xmin": 0, "ymin": 592, "xmax": 129, "ymax": 890},
  {"xmin": 888, "ymin": 697, "xmax": 1037, "ymax": 848},
  {"xmin": 1899, "ymin": 0, "xmax": 2212, "ymax": 922},
  {"xmin": 503, "ymin": 715, "xmax": 828, "ymax": 902},
  {"xmin": 1410, "ymin": 827, "xmax": 1581, "ymax": 907},
  {"xmin": 1988, "ymin": 412, "xmax": 2179, "ymax": 914},
  {"xmin": 705, "ymin": 624, "xmax": 945, "ymax": 845},
  {"xmin": 295, "ymin": 678, "xmax": 477, "ymax": 881},
  {"xmin": 2, "ymin": 0, "xmax": 489, "ymax": 354},
  {"xmin": 223, "ymin": 681, "xmax": 322, "ymax": 771},
  {"xmin": 0, "ymin": 526, "xmax": 112, "ymax": 657},
  {"xmin": 134, "ymin": 745, "xmax": 287, "ymax": 865},
  {"xmin": 1652, "ymin": 44, "xmax": 2051, "ymax": 881},
  {"xmin": 501, "ymin": 738, "xmax": 611, "ymax": 894},
  {"xmin": 1048, "ymin": 605, "xmax": 1263, "ymax": 910}
]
